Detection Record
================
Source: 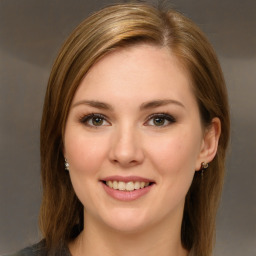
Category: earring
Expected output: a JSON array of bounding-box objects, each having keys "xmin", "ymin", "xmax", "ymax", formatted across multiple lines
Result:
[
  {"xmin": 65, "ymin": 158, "xmax": 69, "ymax": 171},
  {"xmin": 201, "ymin": 162, "xmax": 208, "ymax": 178},
  {"xmin": 201, "ymin": 162, "xmax": 209, "ymax": 169}
]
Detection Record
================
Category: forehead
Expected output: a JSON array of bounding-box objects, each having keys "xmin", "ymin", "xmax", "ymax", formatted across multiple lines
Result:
[{"xmin": 72, "ymin": 44, "xmax": 195, "ymax": 109}]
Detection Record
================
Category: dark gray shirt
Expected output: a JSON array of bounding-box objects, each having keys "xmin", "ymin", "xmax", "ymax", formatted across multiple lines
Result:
[{"xmin": 4, "ymin": 240, "xmax": 71, "ymax": 256}]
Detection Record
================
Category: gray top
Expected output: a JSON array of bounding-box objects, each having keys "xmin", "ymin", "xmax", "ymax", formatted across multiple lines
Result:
[
  {"xmin": 5, "ymin": 240, "xmax": 194, "ymax": 256},
  {"xmin": 4, "ymin": 240, "xmax": 71, "ymax": 256}
]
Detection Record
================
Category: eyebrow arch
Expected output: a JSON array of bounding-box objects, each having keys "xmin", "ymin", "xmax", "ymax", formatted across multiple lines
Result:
[
  {"xmin": 72, "ymin": 100, "xmax": 114, "ymax": 111},
  {"xmin": 72, "ymin": 99, "xmax": 185, "ymax": 111},
  {"xmin": 140, "ymin": 99, "xmax": 185, "ymax": 110}
]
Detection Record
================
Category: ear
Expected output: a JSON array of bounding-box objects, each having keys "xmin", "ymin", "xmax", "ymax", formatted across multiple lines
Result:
[{"xmin": 195, "ymin": 117, "xmax": 221, "ymax": 171}]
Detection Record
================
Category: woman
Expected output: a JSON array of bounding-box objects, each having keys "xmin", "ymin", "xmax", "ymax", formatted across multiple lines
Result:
[{"xmin": 10, "ymin": 2, "xmax": 230, "ymax": 256}]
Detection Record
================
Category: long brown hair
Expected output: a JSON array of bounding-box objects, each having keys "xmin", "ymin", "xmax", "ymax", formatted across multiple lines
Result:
[{"xmin": 40, "ymin": 3, "xmax": 230, "ymax": 256}]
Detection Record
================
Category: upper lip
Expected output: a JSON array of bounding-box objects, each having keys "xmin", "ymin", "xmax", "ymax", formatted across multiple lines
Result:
[{"xmin": 101, "ymin": 175, "xmax": 155, "ymax": 183}]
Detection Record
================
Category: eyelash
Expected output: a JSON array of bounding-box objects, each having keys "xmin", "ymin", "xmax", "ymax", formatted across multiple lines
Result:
[
  {"xmin": 79, "ymin": 112, "xmax": 176, "ymax": 128},
  {"xmin": 79, "ymin": 113, "xmax": 109, "ymax": 127},
  {"xmin": 146, "ymin": 113, "xmax": 176, "ymax": 127}
]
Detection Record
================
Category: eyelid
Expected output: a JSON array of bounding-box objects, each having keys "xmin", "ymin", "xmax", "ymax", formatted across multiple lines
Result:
[
  {"xmin": 79, "ymin": 113, "xmax": 111, "ymax": 127},
  {"xmin": 144, "ymin": 113, "xmax": 176, "ymax": 127},
  {"xmin": 79, "ymin": 112, "xmax": 176, "ymax": 128}
]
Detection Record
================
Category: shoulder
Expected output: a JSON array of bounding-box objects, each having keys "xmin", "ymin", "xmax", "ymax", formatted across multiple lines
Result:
[
  {"xmin": 3, "ymin": 240, "xmax": 47, "ymax": 256},
  {"xmin": 3, "ymin": 240, "xmax": 71, "ymax": 256}
]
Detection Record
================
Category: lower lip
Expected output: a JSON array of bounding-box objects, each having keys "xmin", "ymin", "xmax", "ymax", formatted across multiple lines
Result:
[{"xmin": 102, "ymin": 182, "xmax": 154, "ymax": 201}]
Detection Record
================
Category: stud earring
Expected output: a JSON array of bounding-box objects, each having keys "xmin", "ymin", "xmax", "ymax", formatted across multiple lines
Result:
[
  {"xmin": 201, "ymin": 162, "xmax": 208, "ymax": 178},
  {"xmin": 65, "ymin": 159, "xmax": 69, "ymax": 171},
  {"xmin": 201, "ymin": 162, "xmax": 209, "ymax": 169}
]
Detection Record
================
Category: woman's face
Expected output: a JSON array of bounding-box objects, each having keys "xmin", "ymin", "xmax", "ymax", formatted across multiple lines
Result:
[{"xmin": 64, "ymin": 44, "xmax": 208, "ymax": 233}]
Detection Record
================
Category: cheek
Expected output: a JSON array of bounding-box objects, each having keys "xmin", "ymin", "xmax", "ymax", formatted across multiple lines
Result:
[
  {"xmin": 65, "ymin": 132, "xmax": 109, "ymax": 176},
  {"xmin": 64, "ymin": 133, "xmax": 110, "ymax": 209},
  {"xmin": 146, "ymin": 131, "xmax": 201, "ymax": 176}
]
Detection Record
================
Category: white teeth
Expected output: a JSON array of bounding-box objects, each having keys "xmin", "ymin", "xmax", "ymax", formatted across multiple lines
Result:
[
  {"xmin": 113, "ymin": 181, "xmax": 118, "ymax": 189},
  {"xmin": 118, "ymin": 181, "xmax": 126, "ymax": 191},
  {"xmin": 134, "ymin": 181, "xmax": 141, "ymax": 190},
  {"xmin": 107, "ymin": 180, "xmax": 113, "ymax": 188},
  {"xmin": 140, "ymin": 181, "xmax": 145, "ymax": 188},
  {"xmin": 105, "ymin": 180, "xmax": 151, "ymax": 191},
  {"xmin": 126, "ymin": 182, "xmax": 134, "ymax": 191}
]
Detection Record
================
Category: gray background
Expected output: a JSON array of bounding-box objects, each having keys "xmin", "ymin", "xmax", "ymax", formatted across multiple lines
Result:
[{"xmin": 0, "ymin": 0, "xmax": 255, "ymax": 255}]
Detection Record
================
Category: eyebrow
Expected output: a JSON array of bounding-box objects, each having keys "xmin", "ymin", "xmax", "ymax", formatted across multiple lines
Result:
[
  {"xmin": 139, "ymin": 99, "xmax": 185, "ymax": 110},
  {"xmin": 72, "ymin": 99, "xmax": 185, "ymax": 111},
  {"xmin": 72, "ymin": 100, "xmax": 114, "ymax": 111}
]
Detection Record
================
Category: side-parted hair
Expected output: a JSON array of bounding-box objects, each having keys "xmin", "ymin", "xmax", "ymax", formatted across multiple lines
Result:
[{"xmin": 40, "ymin": 3, "xmax": 230, "ymax": 256}]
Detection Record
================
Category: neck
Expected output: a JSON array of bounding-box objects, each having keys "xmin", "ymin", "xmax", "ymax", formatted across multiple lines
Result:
[{"xmin": 69, "ymin": 211, "xmax": 188, "ymax": 256}]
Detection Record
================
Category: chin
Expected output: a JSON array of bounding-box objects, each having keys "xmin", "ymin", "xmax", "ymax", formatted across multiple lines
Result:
[{"xmin": 99, "ymin": 208, "xmax": 151, "ymax": 234}]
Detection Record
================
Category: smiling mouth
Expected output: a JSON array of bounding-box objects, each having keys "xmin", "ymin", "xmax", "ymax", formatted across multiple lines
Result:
[{"xmin": 102, "ymin": 180, "xmax": 154, "ymax": 191}]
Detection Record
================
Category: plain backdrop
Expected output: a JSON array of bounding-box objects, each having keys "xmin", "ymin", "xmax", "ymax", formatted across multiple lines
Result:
[{"xmin": 0, "ymin": 0, "xmax": 255, "ymax": 255}]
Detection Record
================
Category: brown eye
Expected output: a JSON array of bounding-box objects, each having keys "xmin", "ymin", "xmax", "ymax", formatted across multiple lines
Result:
[
  {"xmin": 80, "ymin": 114, "xmax": 110, "ymax": 127},
  {"xmin": 153, "ymin": 117, "xmax": 165, "ymax": 126},
  {"xmin": 145, "ymin": 113, "xmax": 176, "ymax": 127},
  {"xmin": 92, "ymin": 116, "xmax": 104, "ymax": 126}
]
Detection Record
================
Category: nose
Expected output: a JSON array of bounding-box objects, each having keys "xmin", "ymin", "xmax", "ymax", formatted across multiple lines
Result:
[{"xmin": 108, "ymin": 124, "xmax": 144, "ymax": 168}]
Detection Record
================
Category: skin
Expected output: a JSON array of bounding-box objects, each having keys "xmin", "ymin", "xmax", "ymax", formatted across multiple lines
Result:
[{"xmin": 64, "ymin": 44, "xmax": 220, "ymax": 256}]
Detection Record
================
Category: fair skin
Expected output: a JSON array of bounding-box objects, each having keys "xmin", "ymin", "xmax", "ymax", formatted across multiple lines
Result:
[{"xmin": 64, "ymin": 44, "xmax": 220, "ymax": 256}]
